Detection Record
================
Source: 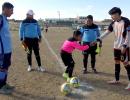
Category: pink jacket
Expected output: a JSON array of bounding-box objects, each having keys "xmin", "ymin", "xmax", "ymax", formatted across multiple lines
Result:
[{"xmin": 61, "ymin": 40, "xmax": 89, "ymax": 53}]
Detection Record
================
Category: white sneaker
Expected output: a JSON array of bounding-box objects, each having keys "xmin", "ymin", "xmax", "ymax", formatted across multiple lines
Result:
[
  {"xmin": 37, "ymin": 66, "xmax": 45, "ymax": 72},
  {"xmin": 27, "ymin": 66, "xmax": 32, "ymax": 72},
  {"xmin": 108, "ymin": 80, "xmax": 120, "ymax": 84},
  {"xmin": 125, "ymin": 83, "xmax": 130, "ymax": 90}
]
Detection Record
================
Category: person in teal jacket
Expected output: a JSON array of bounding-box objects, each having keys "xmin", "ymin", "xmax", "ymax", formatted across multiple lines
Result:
[
  {"xmin": 80, "ymin": 15, "xmax": 102, "ymax": 74},
  {"xmin": 19, "ymin": 10, "xmax": 45, "ymax": 72}
]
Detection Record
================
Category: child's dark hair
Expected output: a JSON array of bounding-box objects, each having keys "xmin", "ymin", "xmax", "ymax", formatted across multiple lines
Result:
[
  {"xmin": 2, "ymin": 2, "xmax": 14, "ymax": 10},
  {"xmin": 73, "ymin": 30, "xmax": 82, "ymax": 37},
  {"xmin": 109, "ymin": 7, "xmax": 122, "ymax": 15},
  {"xmin": 87, "ymin": 15, "xmax": 93, "ymax": 20}
]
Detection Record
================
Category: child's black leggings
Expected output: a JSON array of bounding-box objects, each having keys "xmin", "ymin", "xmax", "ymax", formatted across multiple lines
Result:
[
  {"xmin": 65, "ymin": 62, "xmax": 75, "ymax": 78},
  {"xmin": 61, "ymin": 51, "xmax": 75, "ymax": 78}
]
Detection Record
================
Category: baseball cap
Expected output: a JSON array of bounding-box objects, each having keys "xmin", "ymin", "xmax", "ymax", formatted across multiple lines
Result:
[{"xmin": 27, "ymin": 10, "xmax": 35, "ymax": 16}]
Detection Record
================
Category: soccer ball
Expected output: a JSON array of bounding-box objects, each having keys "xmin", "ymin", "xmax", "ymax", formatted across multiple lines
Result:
[
  {"xmin": 61, "ymin": 83, "xmax": 71, "ymax": 95},
  {"xmin": 69, "ymin": 77, "xmax": 80, "ymax": 88}
]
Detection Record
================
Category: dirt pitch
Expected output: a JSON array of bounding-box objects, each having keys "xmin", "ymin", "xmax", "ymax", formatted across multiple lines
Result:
[{"xmin": 0, "ymin": 26, "xmax": 130, "ymax": 100}]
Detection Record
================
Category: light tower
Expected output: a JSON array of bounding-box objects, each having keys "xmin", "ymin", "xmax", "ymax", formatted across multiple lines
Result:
[{"xmin": 57, "ymin": 11, "xmax": 60, "ymax": 21}]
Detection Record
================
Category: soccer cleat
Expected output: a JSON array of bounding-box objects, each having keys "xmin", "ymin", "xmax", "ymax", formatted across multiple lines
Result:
[
  {"xmin": 125, "ymin": 83, "xmax": 130, "ymax": 90},
  {"xmin": 37, "ymin": 66, "xmax": 45, "ymax": 72},
  {"xmin": 27, "ymin": 65, "xmax": 32, "ymax": 72},
  {"xmin": 62, "ymin": 73, "xmax": 69, "ymax": 80},
  {"xmin": 4, "ymin": 84, "xmax": 15, "ymax": 90},
  {"xmin": 0, "ymin": 84, "xmax": 14, "ymax": 94}
]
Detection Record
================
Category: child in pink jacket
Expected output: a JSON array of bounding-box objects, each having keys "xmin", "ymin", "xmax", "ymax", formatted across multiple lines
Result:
[{"xmin": 60, "ymin": 30, "xmax": 89, "ymax": 81}]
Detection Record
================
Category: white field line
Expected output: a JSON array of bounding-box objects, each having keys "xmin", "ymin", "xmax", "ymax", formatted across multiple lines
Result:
[
  {"xmin": 43, "ymin": 35, "xmax": 94, "ymax": 97},
  {"xmin": 42, "ymin": 35, "xmax": 65, "ymax": 71}
]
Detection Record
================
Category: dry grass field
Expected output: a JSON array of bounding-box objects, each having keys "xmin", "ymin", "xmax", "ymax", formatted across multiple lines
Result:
[{"xmin": 0, "ymin": 24, "xmax": 130, "ymax": 100}]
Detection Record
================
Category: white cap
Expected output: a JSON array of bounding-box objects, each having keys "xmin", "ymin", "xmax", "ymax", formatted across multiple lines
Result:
[{"xmin": 27, "ymin": 10, "xmax": 35, "ymax": 16}]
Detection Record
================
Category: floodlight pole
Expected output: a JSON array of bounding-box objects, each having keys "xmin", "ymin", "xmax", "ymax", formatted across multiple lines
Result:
[{"xmin": 57, "ymin": 11, "xmax": 60, "ymax": 21}]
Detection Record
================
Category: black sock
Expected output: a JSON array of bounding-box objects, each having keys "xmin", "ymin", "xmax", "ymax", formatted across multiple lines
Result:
[
  {"xmin": 115, "ymin": 64, "xmax": 120, "ymax": 81},
  {"xmin": 125, "ymin": 65, "xmax": 130, "ymax": 81}
]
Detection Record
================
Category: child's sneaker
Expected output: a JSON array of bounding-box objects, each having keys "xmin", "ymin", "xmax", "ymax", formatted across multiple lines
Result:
[
  {"xmin": 125, "ymin": 83, "xmax": 130, "ymax": 90},
  {"xmin": 67, "ymin": 77, "xmax": 72, "ymax": 83},
  {"xmin": 62, "ymin": 73, "xmax": 69, "ymax": 80},
  {"xmin": 27, "ymin": 65, "xmax": 32, "ymax": 72},
  {"xmin": 37, "ymin": 66, "xmax": 45, "ymax": 72},
  {"xmin": 108, "ymin": 80, "xmax": 120, "ymax": 85}
]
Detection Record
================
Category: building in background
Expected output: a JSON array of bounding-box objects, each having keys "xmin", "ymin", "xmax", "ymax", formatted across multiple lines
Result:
[{"xmin": 8, "ymin": 17, "xmax": 113, "ymax": 31}]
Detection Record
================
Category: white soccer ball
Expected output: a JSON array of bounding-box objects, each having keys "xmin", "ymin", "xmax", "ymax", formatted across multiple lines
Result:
[
  {"xmin": 61, "ymin": 83, "xmax": 71, "ymax": 95},
  {"xmin": 70, "ymin": 77, "xmax": 80, "ymax": 88}
]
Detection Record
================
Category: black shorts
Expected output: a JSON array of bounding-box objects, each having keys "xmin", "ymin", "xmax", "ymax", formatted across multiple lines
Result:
[
  {"xmin": 60, "ymin": 51, "xmax": 75, "ymax": 66},
  {"xmin": 114, "ymin": 48, "xmax": 130, "ymax": 62},
  {"xmin": 82, "ymin": 42, "xmax": 97, "ymax": 55}
]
